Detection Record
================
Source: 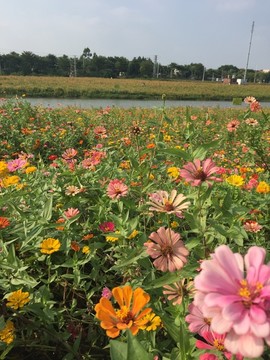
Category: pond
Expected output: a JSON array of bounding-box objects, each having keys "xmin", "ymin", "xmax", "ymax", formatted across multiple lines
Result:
[{"xmin": 16, "ymin": 97, "xmax": 270, "ymax": 109}]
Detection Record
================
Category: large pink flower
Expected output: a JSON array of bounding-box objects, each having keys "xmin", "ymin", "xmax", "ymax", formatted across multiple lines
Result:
[
  {"xmin": 180, "ymin": 158, "xmax": 221, "ymax": 187},
  {"xmin": 144, "ymin": 227, "xmax": 189, "ymax": 272},
  {"xmin": 193, "ymin": 245, "xmax": 270, "ymax": 358},
  {"xmin": 107, "ymin": 179, "xmax": 128, "ymax": 199}
]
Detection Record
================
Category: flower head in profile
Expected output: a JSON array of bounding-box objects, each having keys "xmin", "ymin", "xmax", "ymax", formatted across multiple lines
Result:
[
  {"xmin": 63, "ymin": 207, "xmax": 80, "ymax": 219},
  {"xmin": 95, "ymin": 285, "xmax": 152, "ymax": 338},
  {"xmin": 40, "ymin": 238, "xmax": 61, "ymax": 254},
  {"xmin": 144, "ymin": 227, "xmax": 189, "ymax": 272},
  {"xmin": 148, "ymin": 190, "xmax": 190, "ymax": 215},
  {"xmin": 6, "ymin": 289, "xmax": 30, "ymax": 310},
  {"xmin": 0, "ymin": 320, "xmax": 15, "ymax": 344},
  {"xmin": 243, "ymin": 219, "xmax": 262, "ymax": 233},
  {"xmin": 256, "ymin": 181, "xmax": 270, "ymax": 193},
  {"xmin": 180, "ymin": 158, "xmax": 221, "ymax": 187},
  {"xmin": 107, "ymin": 179, "xmax": 128, "ymax": 199},
  {"xmin": 65, "ymin": 185, "xmax": 83, "ymax": 196},
  {"xmin": 193, "ymin": 244, "xmax": 270, "ymax": 358},
  {"xmin": 163, "ymin": 278, "xmax": 194, "ymax": 305}
]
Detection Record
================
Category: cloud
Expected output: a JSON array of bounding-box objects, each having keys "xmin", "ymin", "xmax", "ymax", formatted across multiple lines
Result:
[{"xmin": 208, "ymin": 0, "xmax": 256, "ymax": 12}]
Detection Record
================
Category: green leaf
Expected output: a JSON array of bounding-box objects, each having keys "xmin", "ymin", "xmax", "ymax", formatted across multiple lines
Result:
[
  {"xmin": 40, "ymin": 195, "xmax": 53, "ymax": 221},
  {"xmin": 110, "ymin": 340, "xmax": 127, "ymax": 360},
  {"xmin": 111, "ymin": 248, "xmax": 147, "ymax": 270},
  {"xmin": 127, "ymin": 330, "xmax": 152, "ymax": 360},
  {"xmin": 144, "ymin": 271, "xmax": 181, "ymax": 290},
  {"xmin": 161, "ymin": 315, "xmax": 181, "ymax": 343},
  {"xmin": 191, "ymin": 140, "xmax": 220, "ymax": 160},
  {"xmin": 157, "ymin": 148, "xmax": 191, "ymax": 161}
]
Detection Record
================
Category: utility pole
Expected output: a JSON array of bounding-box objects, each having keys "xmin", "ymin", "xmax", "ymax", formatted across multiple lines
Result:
[
  {"xmin": 244, "ymin": 21, "xmax": 255, "ymax": 83},
  {"xmin": 153, "ymin": 55, "xmax": 158, "ymax": 78}
]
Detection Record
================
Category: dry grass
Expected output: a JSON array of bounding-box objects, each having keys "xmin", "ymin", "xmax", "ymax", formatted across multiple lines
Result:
[{"xmin": 0, "ymin": 75, "xmax": 270, "ymax": 100}]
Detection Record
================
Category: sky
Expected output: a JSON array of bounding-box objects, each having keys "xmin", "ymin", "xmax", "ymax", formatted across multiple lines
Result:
[{"xmin": 1, "ymin": 0, "xmax": 270, "ymax": 70}]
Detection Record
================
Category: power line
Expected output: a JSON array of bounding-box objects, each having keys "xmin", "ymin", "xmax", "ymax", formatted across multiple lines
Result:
[{"xmin": 244, "ymin": 21, "xmax": 255, "ymax": 82}]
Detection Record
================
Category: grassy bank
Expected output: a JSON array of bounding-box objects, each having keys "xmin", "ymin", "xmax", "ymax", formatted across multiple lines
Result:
[{"xmin": 1, "ymin": 75, "xmax": 270, "ymax": 101}]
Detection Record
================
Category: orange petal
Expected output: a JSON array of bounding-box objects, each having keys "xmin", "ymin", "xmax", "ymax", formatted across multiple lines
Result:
[
  {"xmin": 129, "ymin": 324, "xmax": 139, "ymax": 336},
  {"xmin": 122, "ymin": 285, "xmax": 133, "ymax": 308},
  {"xmin": 100, "ymin": 321, "xmax": 115, "ymax": 330},
  {"xmin": 96, "ymin": 297, "xmax": 116, "ymax": 317},
  {"xmin": 131, "ymin": 288, "xmax": 150, "ymax": 315},
  {"xmin": 112, "ymin": 286, "xmax": 125, "ymax": 307},
  {"xmin": 106, "ymin": 327, "xmax": 120, "ymax": 338},
  {"xmin": 117, "ymin": 320, "xmax": 133, "ymax": 330},
  {"xmin": 135, "ymin": 307, "xmax": 152, "ymax": 321}
]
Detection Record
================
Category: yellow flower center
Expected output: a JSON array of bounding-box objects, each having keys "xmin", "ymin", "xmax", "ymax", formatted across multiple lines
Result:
[
  {"xmin": 213, "ymin": 339, "xmax": 225, "ymax": 351},
  {"xmin": 115, "ymin": 306, "xmax": 133, "ymax": 324},
  {"xmin": 238, "ymin": 279, "xmax": 263, "ymax": 307}
]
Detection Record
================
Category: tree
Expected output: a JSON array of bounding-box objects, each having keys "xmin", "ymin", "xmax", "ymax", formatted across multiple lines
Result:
[{"xmin": 139, "ymin": 59, "xmax": 153, "ymax": 78}]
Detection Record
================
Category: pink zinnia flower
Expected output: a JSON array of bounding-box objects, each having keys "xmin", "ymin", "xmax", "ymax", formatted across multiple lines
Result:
[
  {"xmin": 93, "ymin": 126, "xmax": 107, "ymax": 138},
  {"xmin": 63, "ymin": 208, "xmax": 80, "ymax": 219},
  {"xmin": 148, "ymin": 190, "xmax": 190, "ymax": 215},
  {"xmin": 185, "ymin": 296, "xmax": 211, "ymax": 336},
  {"xmin": 226, "ymin": 119, "xmax": 240, "ymax": 132},
  {"xmin": 180, "ymin": 158, "xmax": 221, "ymax": 187},
  {"xmin": 243, "ymin": 220, "xmax": 262, "ymax": 233},
  {"xmin": 193, "ymin": 244, "xmax": 270, "ymax": 358},
  {"xmin": 99, "ymin": 222, "xmax": 115, "ymax": 232},
  {"xmin": 62, "ymin": 148, "xmax": 78, "ymax": 160},
  {"xmin": 101, "ymin": 287, "xmax": 112, "ymax": 299},
  {"xmin": 7, "ymin": 158, "xmax": 27, "ymax": 172},
  {"xmin": 196, "ymin": 331, "xmax": 243, "ymax": 360},
  {"xmin": 144, "ymin": 227, "xmax": 189, "ymax": 272},
  {"xmin": 250, "ymin": 100, "xmax": 261, "ymax": 112},
  {"xmin": 107, "ymin": 179, "xmax": 128, "ymax": 199}
]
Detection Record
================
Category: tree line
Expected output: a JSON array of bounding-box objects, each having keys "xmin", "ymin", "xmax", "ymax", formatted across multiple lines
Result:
[{"xmin": 0, "ymin": 47, "xmax": 269, "ymax": 83}]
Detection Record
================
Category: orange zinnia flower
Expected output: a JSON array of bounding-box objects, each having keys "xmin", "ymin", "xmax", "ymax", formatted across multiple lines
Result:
[
  {"xmin": 0, "ymin": 217, "xmax": 10, "ymax": 229},
  {"xmin": 95, "ymin": 285, "xmax": 152, "ymax": 338}
]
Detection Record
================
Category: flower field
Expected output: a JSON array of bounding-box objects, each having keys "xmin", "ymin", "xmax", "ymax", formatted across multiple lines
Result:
[{"xmin": 0, "ymin": 96, "xmax": 269, "ymax": 359}]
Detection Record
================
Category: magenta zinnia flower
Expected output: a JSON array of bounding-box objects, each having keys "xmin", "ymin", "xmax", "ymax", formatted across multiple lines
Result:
[
  {"xmin": 148, "ymin": 190, "xmax": 190, "ymax": 215},
  {"xmin": 193, "ymin": 245, "xmax": 270, "ymax": 358},
  {"xmin": 180, "ymin": 158, "xmax": 221, "ymax": 187},
  {"xmin": 144, "ymin": 227, "xmax": 189, "ymax": 272},
  {"xmin": 107, "ymin": 179, "xmax": 128, "ymax": 199},
  {"xmin": 99, "ymin": 221, "xmax": 115, "ymax": 232}
]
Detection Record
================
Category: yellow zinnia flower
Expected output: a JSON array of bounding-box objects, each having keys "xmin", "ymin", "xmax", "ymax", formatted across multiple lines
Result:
[
  {"xmin": 0, "ymin": 320, "xmax": 15, "ymax": 344},
  {"xmin": 40, "ymin": 238, "xmax": 61, "ymax": 254},
  {"xmin": 6, "ymin": 289, "xmax": 30, "ymax": 310},
  {"xmin": 138, "ymin": 312, "xmax": 162, "ymax": 331},
  {"xmin": 167, "ymin": 167, "xmax": 180, "ymax": 179},
  {"xmin": 225, "ymin": 175, "xmax": 244, "ymax": 187},
  {"xmin": 1, "ymin": 175, "xmax": 20, "ymax": 187},
  {"xmin": 25, "ymin": 166, "xmax": 37, "ymax": 174},
  {"xmin": 82, "ymin": 246, "xmax": 90, "ymax": 254}
]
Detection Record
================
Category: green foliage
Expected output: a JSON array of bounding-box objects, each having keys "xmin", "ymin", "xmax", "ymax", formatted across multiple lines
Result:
[{"xmin": 0, "ymin": 97, "xmax": 269, "ymax": 358}]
